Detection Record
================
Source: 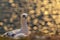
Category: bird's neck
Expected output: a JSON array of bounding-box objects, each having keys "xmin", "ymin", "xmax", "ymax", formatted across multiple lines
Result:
[
  {"xmin": 21, "ymin": 18, "xmax": 28, "ymax": 29},
  {"xmin": 20, "ymin": 18, "xmax": 29, "ymax": 35}
]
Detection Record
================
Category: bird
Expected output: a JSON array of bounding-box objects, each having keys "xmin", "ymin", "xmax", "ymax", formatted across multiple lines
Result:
[{"xmin": 2, "ymin": 13, "xmax": 29, "ymax": 39}]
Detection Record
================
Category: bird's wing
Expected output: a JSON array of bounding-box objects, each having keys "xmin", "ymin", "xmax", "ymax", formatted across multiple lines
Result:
[{"xmin": 11, "ymin": 29, "xmax": 21, "ymax": 34}]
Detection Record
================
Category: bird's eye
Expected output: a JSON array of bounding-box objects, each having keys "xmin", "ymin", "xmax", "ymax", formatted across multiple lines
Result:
[
  {"xmin": 23, "ymin": 15, "xmax": 26, "ymax": 17},
  {"xmin": 22, "ymin": 15, "xmax": 27, "ymax": 19}
]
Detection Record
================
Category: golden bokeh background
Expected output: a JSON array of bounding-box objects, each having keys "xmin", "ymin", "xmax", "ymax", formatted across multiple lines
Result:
[{"xmin": 0, "ymin": 0, "xmax": 60, "ymax": 37}]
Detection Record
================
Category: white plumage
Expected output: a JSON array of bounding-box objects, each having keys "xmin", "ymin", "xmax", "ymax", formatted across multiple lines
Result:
[{"xmin": 2, "ymin": 13, "xmax": 29, "ymax": 39}]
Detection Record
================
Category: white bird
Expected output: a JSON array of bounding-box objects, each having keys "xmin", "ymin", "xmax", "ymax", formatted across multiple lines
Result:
[{"xmin": 2, "ymin": 13, "xmax": 29, "ymax": 39}]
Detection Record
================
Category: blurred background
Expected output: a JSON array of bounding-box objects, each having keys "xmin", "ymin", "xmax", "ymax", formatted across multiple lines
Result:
[{"xmin": 0, "ymin": 0, "xmax": 60, "ymax": 40}]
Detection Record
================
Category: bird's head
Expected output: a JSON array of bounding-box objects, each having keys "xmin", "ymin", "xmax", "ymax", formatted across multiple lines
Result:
[{"xmin": 21, "ymin": 13, "xmax": 28, "ymax": 19}]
